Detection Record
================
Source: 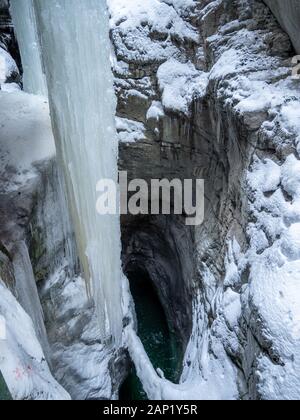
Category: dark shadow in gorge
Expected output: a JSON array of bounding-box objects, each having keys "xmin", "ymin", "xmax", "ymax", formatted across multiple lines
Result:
[
  {"xmin": 120, "ymin": 213, "xmax": 195, "ymax": 399},
  {"xmin": 121, "ymin": 213, "xmax": 195, "ymax": 346},
  {"xmin": 120, "ymin": 266, "xmax": 182, "ymax": 400}
]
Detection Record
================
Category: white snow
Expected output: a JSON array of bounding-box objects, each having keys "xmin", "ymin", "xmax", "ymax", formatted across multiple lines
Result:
[
  {"xmin": 0, "ymin": 91, "xmax": 55, "ymax": 192},
  {"xmin": 157, "ymin": 59, "xmax": 208, "ymax": 115},
  {"xmin": 0, "ymin": 280, "xmax": 70, "ymax": 400},
  {"xmin": 108, "ymin": 0, "xmax": 198, "ymax": 64},
  {"xmin": 146, "ymin": 101, "xmax": 165, "ymax": 121},
  {"xmin": 109, "ymin": 0, "xmax": 198, "ymax": 42},
  {"xmin": 116, "ymin": 117, "xmax": 146, "ymax": 143},
  {"xmin": 1, "ymin": 82, "xmax": 20, "ymax": 93},
  {"xmin": 242, "ymin": 138, "xmax": 300, "ymax": 400}
]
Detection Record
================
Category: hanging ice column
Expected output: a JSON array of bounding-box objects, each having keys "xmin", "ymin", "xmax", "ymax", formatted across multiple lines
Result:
[
  {"xmin": 10, "ymin": 0, "xmax": 47, "ymax": 95},
  {"xmin": 33, "ymin": 0, "xmax": 123, "ymax": 344}
]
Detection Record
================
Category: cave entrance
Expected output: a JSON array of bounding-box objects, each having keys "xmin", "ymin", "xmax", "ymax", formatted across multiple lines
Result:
[
  {"xmin": 120, "ymin": 214, "xmax": 194, "ymax": 400},
  {"xmin": 120, "ymin": 264, "xmax": 183, "ymax": 401}
]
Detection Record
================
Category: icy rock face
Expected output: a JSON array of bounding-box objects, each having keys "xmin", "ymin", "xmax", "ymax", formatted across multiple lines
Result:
[
  {"xmin": 10, "ymin": 0, "xmax": 47, "ymax": 95},
  {"xmin": 34, "ymin": 0, "xmax": 123, "ymax": 344},
  {"xmin": 111, "ymin": 0, "xmax": 300, "ymax": 400},
  {"xmin": 39, "ymin": 267, "xmax": 127, "ymax": 400},
  {"xmin": 264, "ymin": 0, "xmax": 300, "ymax": 54}
]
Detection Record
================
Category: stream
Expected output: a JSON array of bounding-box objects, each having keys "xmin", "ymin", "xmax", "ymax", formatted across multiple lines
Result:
[{"xmin": 120, "ymin": 271, "xmax": 183, "ymax": 400}]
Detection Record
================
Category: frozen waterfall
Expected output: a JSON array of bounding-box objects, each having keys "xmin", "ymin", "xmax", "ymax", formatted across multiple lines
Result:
[
  {"xmin": 10, "ymin": 0, "xmax": 47, "ymax": 96},
  {"xmin": 32, "ymin": 0, "xmax": 123, "ymax": 344}
]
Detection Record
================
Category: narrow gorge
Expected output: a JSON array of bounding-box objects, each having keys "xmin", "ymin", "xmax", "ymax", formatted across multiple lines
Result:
[{"xmin": 1, "ymin": 0, "xmax": 300, "ymax": 401}]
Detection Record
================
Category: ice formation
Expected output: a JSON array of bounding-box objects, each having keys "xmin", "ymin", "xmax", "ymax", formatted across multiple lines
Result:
[
  {"xmin": 33, "ymin": 0, "xmax": 123, "ymax": 344},
  {"xmin": 12, "ymin": 241, "xmax": 50, "ymax": 358},
  {"xmin": 10, "ymin": 0, "xmax": 47, "ymax": 96},
  {"xmin": 0, "ymin": 279, "xmax": 70, "ymax": 400}
]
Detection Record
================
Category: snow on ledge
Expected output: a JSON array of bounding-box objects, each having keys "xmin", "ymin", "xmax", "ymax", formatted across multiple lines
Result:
[
  {"xmin": 0, "ymin": 91, "xmax": 55, "ymax": 192},
  {"xmin": 157, "ymin": 59, "xmax": 208, "ymax": 116}
]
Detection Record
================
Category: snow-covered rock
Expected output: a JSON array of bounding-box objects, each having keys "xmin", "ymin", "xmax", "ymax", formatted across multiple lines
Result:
[
  {"xmin": 0, "ymin": 279, "xmax": 70, "ymax": 400},
  {"xmin": 111, "ymin": 0, "xmax": 300, "ymax": 401}
]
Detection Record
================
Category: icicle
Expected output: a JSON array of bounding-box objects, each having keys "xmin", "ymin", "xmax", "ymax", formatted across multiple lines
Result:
[
  {"xmin": 33, "ymin": 0, "xmax": 123, "ymax": 344},
  {"xmin": 12, "ymin": 241, "xmax": 50, "ymax": 359},
  {"xmin": 10, "ymin": 0, "xmax": 47, "ymax": 96}
]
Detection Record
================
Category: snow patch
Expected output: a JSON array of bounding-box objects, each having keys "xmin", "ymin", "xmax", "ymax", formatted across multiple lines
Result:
[
  {"xmin": 157, "ymin": 59, "xmax": 208, "ymax": 115},
  {"xmin": 0, "ymin": 91, "xmax": 55, "ymax": 192},
  {"xmin": 0, "ymin": 280, "xmax": 70, "ymax": 400},
  {"xmin": 116, "ymin": 117, "xmax": 146, "ymax": 143},
  {"xmin": 146, "ymin": 101, "xmax": 165, "ymax": 121}
]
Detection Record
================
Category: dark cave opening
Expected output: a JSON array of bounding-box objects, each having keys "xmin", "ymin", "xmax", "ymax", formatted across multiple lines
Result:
[
  {"xmin": 119, "ymin": 214, "xmax": 195, "ymax": 400},
  {"xmin": 119, "ymin": 264, "xmax": 183, "ymax": 401}
]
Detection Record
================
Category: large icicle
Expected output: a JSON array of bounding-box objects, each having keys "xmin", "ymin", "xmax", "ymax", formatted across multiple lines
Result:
[
  {"xmin": 12, "ymin": 241, "xmax": 50, "ymax": 360},
  {"xmin": 10, "ymin": 0, "xmax": 47, "ymax": 96},
  {"xmin": 33, "ymin": 0, "xmax": 123, "ymax": 344}
]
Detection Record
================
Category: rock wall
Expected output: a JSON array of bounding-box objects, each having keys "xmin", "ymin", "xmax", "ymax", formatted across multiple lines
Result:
[
  {"xmin": 0, "ymin": 0, "xmax": 20, "ymax": 69},
  {"xmin": 111, "ymin": 0, "xmax": 300, "ymax": 400},
  {"xmin": 264, "ymin": 0, "xmax": 300, "ymax": 54}
]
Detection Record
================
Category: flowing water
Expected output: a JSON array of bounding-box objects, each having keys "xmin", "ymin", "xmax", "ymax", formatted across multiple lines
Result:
[{"xmin": 120, "ymin": 272, "xmax": 182, "ymax": 400}]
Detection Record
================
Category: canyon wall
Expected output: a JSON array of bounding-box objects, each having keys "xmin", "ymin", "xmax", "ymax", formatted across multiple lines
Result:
[
  {"xmin": 264, "ymin": 0, "xmax": 300, "ymax": 54},
  {"xmin": 111, "ymin": 0, "xmax": 300, "ymax": 399}
]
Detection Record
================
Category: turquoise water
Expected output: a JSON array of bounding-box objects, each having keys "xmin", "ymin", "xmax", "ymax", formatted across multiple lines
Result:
[
  {"xmin": 120, "ymin": 272, "xmax": 182, "ymax": 400},
  {"xmin": 0, "ymin": 371, "xmax": 12, "ymax": 401}
]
